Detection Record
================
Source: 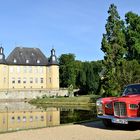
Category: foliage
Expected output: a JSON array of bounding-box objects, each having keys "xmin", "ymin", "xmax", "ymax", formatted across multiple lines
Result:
[
  {"xmin": 59, "ymin": 54, "xmax": 76, "ymax": 88},
  {"xmin": 75, "ymin": 61, "xmax": 102, "ymax": 94},
  {"xmin": 59, "ymin": 54, "xmax": 102, "ymax": 95},
  {"xmin": 29, "ymin": 95, "xmax": 97, "ymax": 105},
  {"xmin": 59, "ymin": 4, "xmax": 140, "ymax": 97},
  {"xmin": 68, "ymin": 84, "xmax": 74, "ymax": 97},
  {"xmin": 117, "ymin": 60, "xmax": 140, "ymax": 88},
  {"xmin": 101, "ymin": 4, "xmax": 126, "ymax": 96},
  {"xmin": 125, "ymin": 12, "xmax": 140, "ymax": 62},
  {"xmin": 100, "ymin": 4, "xmax": 140, "ymax": 96}
]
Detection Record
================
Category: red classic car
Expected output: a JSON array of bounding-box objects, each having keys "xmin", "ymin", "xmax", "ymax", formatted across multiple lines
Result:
[{"xmin": 96, "ymin": 84, "xmax": 140, "ymax": 127}]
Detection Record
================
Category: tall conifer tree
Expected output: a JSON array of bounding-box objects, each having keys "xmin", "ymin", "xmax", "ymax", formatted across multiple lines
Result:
[{"xmin": 101, "ymin": 4, "xmax": 126, "ymax": 96}]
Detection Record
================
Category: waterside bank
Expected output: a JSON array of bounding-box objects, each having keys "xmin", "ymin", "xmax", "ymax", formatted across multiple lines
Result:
[{"xmin": 29, "ymin": 95, "xmax": 98, "ymax": 106}]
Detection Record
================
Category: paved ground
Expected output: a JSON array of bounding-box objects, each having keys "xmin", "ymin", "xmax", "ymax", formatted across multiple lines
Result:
[{"xmin": 0, "ymin": 121, "xmax": 140, "ymax": 140}]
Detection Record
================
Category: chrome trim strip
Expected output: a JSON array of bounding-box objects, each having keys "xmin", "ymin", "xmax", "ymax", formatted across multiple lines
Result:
[{"xmin": 97, "ymin": 115, "xmax": 140, "ymax": 122}]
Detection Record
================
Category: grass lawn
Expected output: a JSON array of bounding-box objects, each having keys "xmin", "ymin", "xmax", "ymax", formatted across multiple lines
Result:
[{"xmin": 29, "ymin": 95, "xmax": 99, "ymax": 105}]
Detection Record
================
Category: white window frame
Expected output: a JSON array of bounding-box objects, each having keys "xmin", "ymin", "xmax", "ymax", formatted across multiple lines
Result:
[{"xmin": 10, "ymin": 67, "xmax": 14, "ymax": 73}]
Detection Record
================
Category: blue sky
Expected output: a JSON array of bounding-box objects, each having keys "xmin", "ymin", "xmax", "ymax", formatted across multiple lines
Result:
[{"xmin": 1, "ymin": 0, "xmax": 140, "ymax": 61}]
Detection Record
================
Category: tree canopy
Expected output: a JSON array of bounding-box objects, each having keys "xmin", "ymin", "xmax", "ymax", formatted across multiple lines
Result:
[
  {"xmin": 101, "ymin": 4, "xmax": 140, "ymax": 96},
  {"xmin": 59, "ymin": 54, "xmax": 102, "ymax": 95},
  {"xmin": 59, "ymin": 4, "xmax": 140, "ymax": 97}
]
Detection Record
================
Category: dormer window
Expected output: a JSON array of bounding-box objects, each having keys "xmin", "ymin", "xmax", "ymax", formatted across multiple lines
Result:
[
  {"xmin": 26, "ymin": 59, "xmax": 29, "ymax": 63},
  {"xmin": 52, "ymin": 56, "xmax": 56, "ymax": 61},
  {"xmin": 0, "ymin": 55, "xmax": 3, "ymax": 59},
  {"xmin": 37, "ymin": 60, "xmax": 40, "ymax": 64},
  {"xmin": 13, "ymin": 58, "xmax": 17, "ymax": 63}
]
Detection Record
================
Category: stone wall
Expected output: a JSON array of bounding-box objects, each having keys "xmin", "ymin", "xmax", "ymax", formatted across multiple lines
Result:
[{"xmin": 0, "ymin": 89, "xmax": 68, "ymax": 100}]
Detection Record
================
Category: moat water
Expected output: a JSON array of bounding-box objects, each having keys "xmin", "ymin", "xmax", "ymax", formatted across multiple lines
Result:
[{"xmin": 0, "ymin": 102, "xmax": 96, "ymax": 133}]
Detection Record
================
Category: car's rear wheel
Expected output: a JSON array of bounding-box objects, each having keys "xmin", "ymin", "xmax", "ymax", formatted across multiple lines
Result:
[{"xmin": 102, "ymin": 119, "xmax": 113, "ymax": 128}]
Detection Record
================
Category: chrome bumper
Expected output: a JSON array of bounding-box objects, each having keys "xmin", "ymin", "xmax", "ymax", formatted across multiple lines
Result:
[{"xmin": 97, "ymin": 115, "xmax": 140, "ymax": 122}]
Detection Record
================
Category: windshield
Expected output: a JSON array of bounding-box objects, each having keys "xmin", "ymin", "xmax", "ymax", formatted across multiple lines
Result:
[{"xmin": 123, "ymin": 84, "xmax": 140, "ymax": 96}]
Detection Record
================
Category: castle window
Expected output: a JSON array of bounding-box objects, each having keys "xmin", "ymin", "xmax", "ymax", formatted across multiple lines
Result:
[
  {"xmin": 17, "ymin": 66, "xmax": 20, "ymax": 73},
  {"xmin": 26, "ymin": 59, "xmax": 29, "ymax": 63},
  {"xmin": 35, "ymin": 116, "xmax": 38, "ymax": 121},
  {"xmin": 47, "ymin": 115, "xmax": 52, "ymax": 122},
  {"xmin": 30, "ymin": 116, "xmax": 33, "ymax": 122},
  {"xmin": 30, "ymin": 78, "xmax": 33, "ymax": 83},
  {"xmin": 40, "ymin": 78, "xmax": 43, "ymax": 83},
  {"xmin": 47, "ymin": 67, "xmax": 51, "ymax": 73},
  {"xmin": 3, "ymin": 66, "xmax": 6, "ymax": 72},
  {"xmin": 18, "ymin": 78, "xmax": 21, "ymax": 84},
  {"xmin": 28, "ymin": 66, "xmax": 32, "ymax": 73},
  {"xmin": 12, "ymin": 78, "xmax": 15, "ymax": 84},
  {"xmin": 35, "ymin": 78, "xmax": 38, "ymax": 83},
  {"xmin": 34, "ymin": 67, "xmax": 38, "ymax": 73},
  {"xmin": 23, "ymin": 78, "xmax": 26, "ymax": 84},
  {"xmin": 23, "ymin": 66, "xmax": 26, "ymax": 73},
  {"xmin": 11, "ymin": 116, "xmax": 15, "ymax": 123},
  {"xmin": 23, "ymin": 116, "xmax": 26, "ymax": 122},
  {"xmin": 39, "ymin": 67, "xmax": 43, "ymax": 73},
  {"xmin": 10, "ymin": 67, "xmax": 14, "ymax": 73},
  {"xmin": 3, "ymin": 117, "xmax": 6, "ymax": 124},
  {"xmin": 13, "ymin": 58, "xmax": 17, "ymax": 63},
  {"xmin": 17, "ymin": 116, "xmax": 20, "ymax": 122},
  {"xmin": 41, "ymin": 116, "xmax": 44, "ymax": 121},
  {"xmin": 49, "ymin": 78, "xmax": 51, "ymax": 83},
  {"xmin": 3, "ymin": 77, "xmax": 6, "ymax": 83}
]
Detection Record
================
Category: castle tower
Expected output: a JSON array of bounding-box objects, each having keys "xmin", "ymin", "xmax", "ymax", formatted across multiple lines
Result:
[
  {"xmin": 0, "ymin": 46, "xmax": 5, "ymax": 61},
  {"xmin": 47, "ymin": 49, "xmax": 59, "ymax": 90},
  {"xmin": 0, "ymin": 46, "xmax": 8, "ymax": 90}
]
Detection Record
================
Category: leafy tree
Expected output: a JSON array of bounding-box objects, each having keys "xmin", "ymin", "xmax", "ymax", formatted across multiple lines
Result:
[
  {"xmin": 101, "ymin": 4, "xmax": 126, "ymax": 96},
  {"xmin": 78, "ymin": 69, "xmax": 86, "ymax": 89},
  {"xmin": 59, "ymin": 54, "xmax": 76, "ymax": 88},
  {"xmin": 74, "ymin": 60, "xmax": 83, "ymax": 88},
  {"xmin": 117, "ymin": 60, "xmax": 140, "ymax": 90},
  {"xmin": 77, "ymin": 61, "xmax": 102, "ymax": 94},
  {"xmin": 59, "ymin": 53, "xmax": 102, "ymax": 95},
  {"xmin": 125, "ymin": 12, "xmax": 140, "ymax": 61}
]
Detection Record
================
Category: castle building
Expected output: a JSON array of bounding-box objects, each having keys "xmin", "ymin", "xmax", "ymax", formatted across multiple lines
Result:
[{"xmin": 0, "ymin": 47, "xmax": 59, "ymax": 91}]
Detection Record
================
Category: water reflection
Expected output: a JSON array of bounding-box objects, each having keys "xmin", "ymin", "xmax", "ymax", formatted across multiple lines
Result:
[
  {"xmin": 0, "ymin": 102, "xmax": 60, "ymax": 132},
  {"xmin": 0, "ymin": 102, "xmax": 96, "ymax": 133},
  {"xmin": 60, "ymin": 108, "xmax": 96, "ymax": 124},
  {"xmin": 36, "ymin": 104, "xmax": 97, "ymax": 124}
]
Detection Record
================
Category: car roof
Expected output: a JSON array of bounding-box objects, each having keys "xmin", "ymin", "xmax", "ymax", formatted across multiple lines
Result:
[{"xmin": 126, "ymin": 83, "xmax": 140, "ymax": 87}]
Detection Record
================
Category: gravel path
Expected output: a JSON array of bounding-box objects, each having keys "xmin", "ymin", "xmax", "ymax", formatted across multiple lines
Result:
[{"xmin": 0, "ymin": 121, "xmax": 140, "ymax": 140}]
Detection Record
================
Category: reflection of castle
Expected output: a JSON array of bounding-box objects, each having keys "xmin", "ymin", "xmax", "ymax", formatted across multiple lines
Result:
[
  {"xmin": 0, "ymin": 107, "xmax": 60, "ymax": 132},
  {"xmin": 0, "ymin": 47, "xmax": 59, "ymax": 91}
]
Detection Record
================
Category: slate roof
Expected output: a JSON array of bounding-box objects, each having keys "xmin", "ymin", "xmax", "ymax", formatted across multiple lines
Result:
[
  {"xmin": 6, "ymin": 47, "xmax": 48, "ymax": 66},
  {"xmin": 48, "ymin": 55, "xmax": 59, "ymax": 66},
  {"xmin": 0, "ymin": 59, "xmax": 7, "ymax": 64},
  {"xmin": 48, "ymin": 49, "xmax": 59, "ymax": 66}
]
